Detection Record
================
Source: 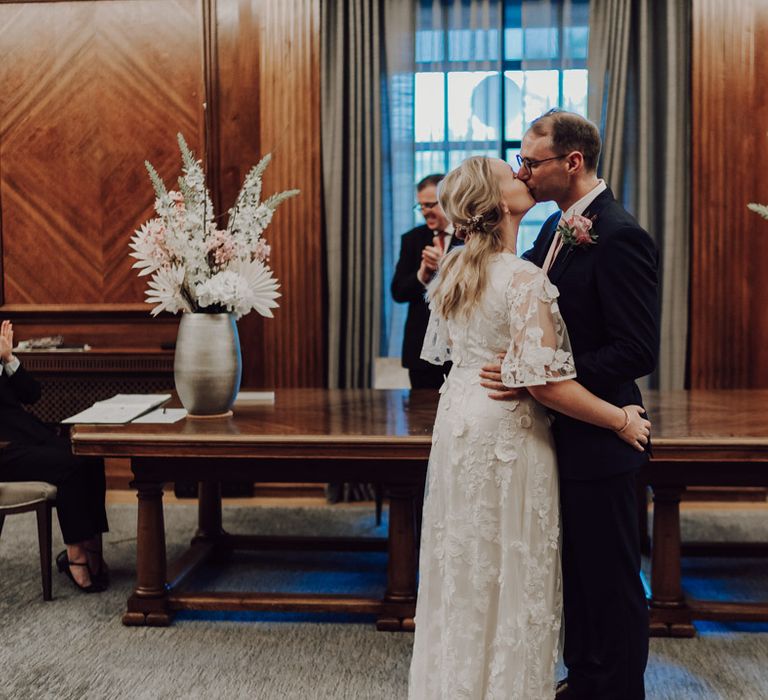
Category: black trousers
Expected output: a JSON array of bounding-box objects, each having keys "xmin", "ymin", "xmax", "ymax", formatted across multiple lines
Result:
[
  {"xmin": 0, "ymin": 438, "xmax": 108, "ymax": 545},
  {"xmin": 560, "ymin": 469, "xmax": 649, "ymax": 700}
]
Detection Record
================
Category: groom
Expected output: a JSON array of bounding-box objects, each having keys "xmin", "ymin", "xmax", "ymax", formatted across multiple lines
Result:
[{"xmin": 481, "ymin": 110, "xmax": 659, "ymax": 699}]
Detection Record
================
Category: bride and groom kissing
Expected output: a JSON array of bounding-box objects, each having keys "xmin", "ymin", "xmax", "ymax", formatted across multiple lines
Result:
[{"xmin": 408, "ymin": 109, "xmax": 658, "ymax": 700}]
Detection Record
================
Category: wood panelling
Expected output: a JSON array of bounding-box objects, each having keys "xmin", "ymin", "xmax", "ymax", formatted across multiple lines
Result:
[
  {"xmin": 0, "ymin": 0, "xmax": 324, "ymax": 386},
  {"xmin": 232, "ymin": 0, "xmax": 325, "ymax": 388},
  {"xmin": 691, "ymin": 0, "xmax": 768, "ymax": 388},
  {"xmin": 0, "ymin": 0, "xmax": 205, "ymax": 307}
]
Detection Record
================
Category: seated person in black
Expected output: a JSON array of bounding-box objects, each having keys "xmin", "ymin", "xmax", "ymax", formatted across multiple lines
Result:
[{"xmin": 0, "ymin": 321, "xmax": 108, "ymax": 593}]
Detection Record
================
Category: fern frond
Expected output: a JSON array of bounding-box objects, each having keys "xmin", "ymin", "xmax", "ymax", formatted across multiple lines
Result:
[
  {"xmin": 264, "ymin": 189, "xmax": 300, "ymax": 210},
  {"xmin": 177, "ymin": 132, "xmax": 197, "ymax": 171},
  {"xmin": 747, "ymin": 203, "xmax": 768, "ymax": 221},
  {"xmin": 144, "ymin": 160, "xmax": 169, "ymax": 201}
]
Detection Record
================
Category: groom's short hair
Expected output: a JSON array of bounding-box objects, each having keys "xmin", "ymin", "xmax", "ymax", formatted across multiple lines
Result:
[{"xmin": 529, "ymin": 109, "xmax": 601, "ymax": 172}]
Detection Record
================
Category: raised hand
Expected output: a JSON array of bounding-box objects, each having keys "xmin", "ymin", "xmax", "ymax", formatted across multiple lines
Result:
[
  {"xmin": 0, "ymin": 320, "xmax": 13, "ymax": 363},
  {"xmin": 417, "ymin": 239, "xmax": 445, "ymax": 285}
]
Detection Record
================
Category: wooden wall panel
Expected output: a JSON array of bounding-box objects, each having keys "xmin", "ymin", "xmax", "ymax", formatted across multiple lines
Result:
[
  {"xmin": 228, "ymin": 0, "xmax": 325, "ymax": 388},
  {"xmin": 691, "ymin": 0, "xmax": 768, "ymax": 388},
  {"xmin": 0, "ymin": 0, "xmax": 324, "ymax": 386},
  {"xmin": 0, "ymin": 0, "xmax": 205, "ymax": 309}
]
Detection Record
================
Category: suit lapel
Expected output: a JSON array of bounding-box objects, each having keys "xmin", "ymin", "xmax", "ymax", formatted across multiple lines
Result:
[
  {"xmin": 446, "ymin": 233, "xmax": 463, "ymax": 253},
  {"xmin": 548, "ymin": 242, "xmax": 576, "ymax": 284},
  {"xmin": 548, "ymin": 188, "xmax": 615, "ymax": 284}
]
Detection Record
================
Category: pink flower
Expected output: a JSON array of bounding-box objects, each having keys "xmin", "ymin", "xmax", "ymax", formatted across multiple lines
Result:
[
  {"xmin": 253, "ymin": 240, "xmax": 271, "ymax": 263},
  {"xmin": 207, "ymin": 229, "xmax": 238, "ymax": 267},
  {"xmin": 168, "ymin": 190, "xmax": 185, "ymax": 211},
  {"xmin": 558, "ymin": 213, "xmax": 597, "ymax": 248}
]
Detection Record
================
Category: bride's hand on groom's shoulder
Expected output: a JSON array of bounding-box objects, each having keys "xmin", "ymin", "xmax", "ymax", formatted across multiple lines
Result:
[
  {"xmin": 615, "ymin": 405, "xmax": 651, "ymax": 452},
  {"xmin": 479, "ymin": 355, "xmax": 524, "ymax": 401}
]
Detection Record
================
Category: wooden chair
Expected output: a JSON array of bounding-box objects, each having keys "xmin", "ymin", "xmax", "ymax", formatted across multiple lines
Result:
[{"xmin": 0, "ymin": 439, "xmax": 58, "ymax": 600}]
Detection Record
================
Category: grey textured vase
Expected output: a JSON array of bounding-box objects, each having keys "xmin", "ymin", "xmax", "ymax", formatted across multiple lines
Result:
[{"xmin": 174, "ymin": 313, "xmax": 242, "ymax": 416}]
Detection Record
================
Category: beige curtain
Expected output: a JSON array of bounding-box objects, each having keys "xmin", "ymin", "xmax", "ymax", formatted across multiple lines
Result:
[
  {"xmin": 588, "ymin": 0, "xmax": 690, "ymax": 390},
  {"xmin": 322, "ymin": 0, "xmax": 384, "ymax": 389},
  {"xmin": 323, "ymin": 0, "xmax": 415, "ymax": 389}
]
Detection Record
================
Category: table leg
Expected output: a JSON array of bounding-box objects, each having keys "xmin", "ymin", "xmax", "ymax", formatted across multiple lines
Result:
[
  {"xmin": 196, "ymin": 481, "xmax": 224, "ymax": 540},
  {"xmin": 378, "ymin": 484, "xmax": 418, "ymax": 632},
  {"xmin": 123, "ymin": 480, "xmax": 172, "ymax": 626},
  {"xmin": 649, "ymin": 485, "xmax": 695, "ymax": 637}
]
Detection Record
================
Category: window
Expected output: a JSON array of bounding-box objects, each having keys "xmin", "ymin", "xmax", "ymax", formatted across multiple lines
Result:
[
  {"xmin": 383, "ymin": 0, "xmax": 590, "ymax": 359},
  {"xmin": 414, "ymin": 0, "xmax": 590, "ymax": 253}
]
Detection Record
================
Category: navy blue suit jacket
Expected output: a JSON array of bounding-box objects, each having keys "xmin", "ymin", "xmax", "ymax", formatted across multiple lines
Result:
[{"xmin": 523, "ymin": 188, "xmax": 660, "ymax": 480}]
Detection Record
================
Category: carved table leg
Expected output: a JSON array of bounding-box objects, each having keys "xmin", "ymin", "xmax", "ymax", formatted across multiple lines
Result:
[
  {"xmin": 378, "ymin": 484, "xmax": 418, "ymax": 632},
  {"xmin": 123, "ymin": 480, "xmax": 172, "ymax": 626},
  {"xmin": 649, "ymin": 485, "xmax": 695, "ymax": 637}
]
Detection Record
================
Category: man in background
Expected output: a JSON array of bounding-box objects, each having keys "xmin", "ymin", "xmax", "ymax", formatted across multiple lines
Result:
[{"xmin": 391, "ymin": 173, "xmax": 459, "ymax": 389}]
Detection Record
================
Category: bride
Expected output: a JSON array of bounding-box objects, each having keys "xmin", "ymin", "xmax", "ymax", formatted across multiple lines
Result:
[{"xmin": 408, "ymin": 156, "xmax": 649, "ymax": 699}]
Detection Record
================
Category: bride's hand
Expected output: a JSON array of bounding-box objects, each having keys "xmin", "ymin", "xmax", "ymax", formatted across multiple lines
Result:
[{"xmin": 615, "ymin": 404, "xmax": 651, "ymax": 452}]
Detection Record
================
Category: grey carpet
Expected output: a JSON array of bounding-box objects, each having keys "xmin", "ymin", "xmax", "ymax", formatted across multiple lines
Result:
[{"xmin": 1, "ymin": 503, "xmax": 768, "ymax": 699}]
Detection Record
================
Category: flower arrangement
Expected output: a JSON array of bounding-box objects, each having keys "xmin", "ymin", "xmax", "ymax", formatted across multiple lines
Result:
[
  {"xmin": 130, "ymin": 133, "xmax": 298, "ymax": 319},
  {"xmin": 556, "ymin": 213, "xmax": 598, "ymax": 248},
  {"xmin": 748, "ymin": 203, "xmax": 768, "ymax": 220}
]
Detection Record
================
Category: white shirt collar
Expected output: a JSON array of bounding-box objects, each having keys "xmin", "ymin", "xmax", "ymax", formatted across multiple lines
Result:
[{"xmin": 563, "ymin": 179, "xmax": 607, "ymax": 219}]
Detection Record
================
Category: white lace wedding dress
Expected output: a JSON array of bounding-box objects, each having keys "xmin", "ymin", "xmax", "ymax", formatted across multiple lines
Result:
[{"xmin": 408, "ymin": 253, "xmax": 577, "ymax": 700}]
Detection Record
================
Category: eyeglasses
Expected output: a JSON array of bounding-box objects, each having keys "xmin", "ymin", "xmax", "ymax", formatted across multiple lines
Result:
[
  {"xmin": 413, "ymin": 201, "xmax": 439, "ymax": 212},
  {"xmin": 515, "ymin": 154, "xmax": 567, "ymax": 173}
]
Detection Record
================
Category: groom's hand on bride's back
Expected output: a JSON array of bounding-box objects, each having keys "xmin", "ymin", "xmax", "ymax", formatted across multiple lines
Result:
[{"xmin": 479, "ymin": 354, "xmax": 525, "ymax": 401}]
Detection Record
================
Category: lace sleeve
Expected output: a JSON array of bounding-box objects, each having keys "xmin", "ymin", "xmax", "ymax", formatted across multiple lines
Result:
[
  {"xmin": 420, "ymin": 303, "xmax": 452, "ymax": 365},
  {"xmin": 501, "ymin": 268, "xmax": 576, "ymax": 388}
]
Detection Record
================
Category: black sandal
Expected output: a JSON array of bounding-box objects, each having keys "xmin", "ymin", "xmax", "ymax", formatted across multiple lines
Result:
[
  {"xmin": 85, "ymin": 548, "xmax": 110, "ymax": 588},
  {"xmin": 56, "ymin": 551, "xmax": 105, "ymax": 593}
]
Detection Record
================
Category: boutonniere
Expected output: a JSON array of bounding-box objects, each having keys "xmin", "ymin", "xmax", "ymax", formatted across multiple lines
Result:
[{"xmin": 557, "ymin": 213, "xmax": 598, "ymax": 248}]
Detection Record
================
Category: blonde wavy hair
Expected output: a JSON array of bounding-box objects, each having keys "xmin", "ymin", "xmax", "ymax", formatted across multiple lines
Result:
[{"xmin": 427, "ymin": 156, "xmax": 506, "ymax": 320}]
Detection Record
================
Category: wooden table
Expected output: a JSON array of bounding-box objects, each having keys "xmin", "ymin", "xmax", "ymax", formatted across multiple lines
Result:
[
  {"xmin": 641, "ymin": 390, "xmax": 768, "ymax": 637},
  {"xmin": 72, "ymin": 389, "xmax": 438, "ymax": 630},
  {"xmin": 71, "ymin": 388, "xmax": 768, "ymax": 635}
]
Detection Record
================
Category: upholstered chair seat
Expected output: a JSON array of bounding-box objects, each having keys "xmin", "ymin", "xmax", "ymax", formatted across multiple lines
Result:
[{"xmin": 0, "ymin": 479, "xmax": 58, "ymax": 600}]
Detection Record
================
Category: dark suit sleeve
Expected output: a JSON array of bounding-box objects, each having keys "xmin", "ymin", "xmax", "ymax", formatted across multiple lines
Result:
[
  {"xmin": 6, "ymin": 364, "xmax": 42, "ymax": 405},
  {"xmin": 574, "ymin": 226, "xmax": 660, "ymax": 384},
  {"xmin": 391, "ymin": 232, "xmax": 427, "ymax": 303}
]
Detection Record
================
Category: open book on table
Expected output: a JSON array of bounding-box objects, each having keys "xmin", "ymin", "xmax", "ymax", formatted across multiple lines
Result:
[{"xmin": 61, "ymin": 394, "xmax": 172, "ymax": 424}]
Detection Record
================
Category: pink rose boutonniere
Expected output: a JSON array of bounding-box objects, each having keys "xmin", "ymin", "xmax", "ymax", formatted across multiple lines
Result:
[{"xmin": 557, "ymin": 213, "xmax": 598, "ymax": 248}]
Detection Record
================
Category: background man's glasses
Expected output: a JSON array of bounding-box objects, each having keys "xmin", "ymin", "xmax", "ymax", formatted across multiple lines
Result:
[
  {"xmin": 413, "ymin": 201, "xmax": 439, "ymax": 212},
  {"xmin": 515, "ymin": 154, "xmax": 566, "ymax": 174}
]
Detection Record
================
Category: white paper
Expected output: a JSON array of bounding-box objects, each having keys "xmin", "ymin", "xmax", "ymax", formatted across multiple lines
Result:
[
  {"xmin": 62, "ymin": 393, "xmax": 172, "ymax": 424},
  {"xmin": 234, "ymin": 390, "xmax": 275, "ymax": 404},
  {"xmin": 131, "ymin": 408, "xmax": 187, "ymax": 424}
]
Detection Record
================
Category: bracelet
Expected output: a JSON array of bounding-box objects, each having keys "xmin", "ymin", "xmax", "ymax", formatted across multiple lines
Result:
[{"xmin": 616, "ymin": 408, "xmax": 631, "ymax": 433}]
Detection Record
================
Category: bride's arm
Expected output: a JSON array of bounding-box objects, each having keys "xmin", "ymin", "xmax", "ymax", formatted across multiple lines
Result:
[
  {"xmin": 497, "ymin": 269, "xmax": 649, "ymax": 451},
  {"xmin": 527, "ymin": 380, "xmax": 649, "ymax": 452}
]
